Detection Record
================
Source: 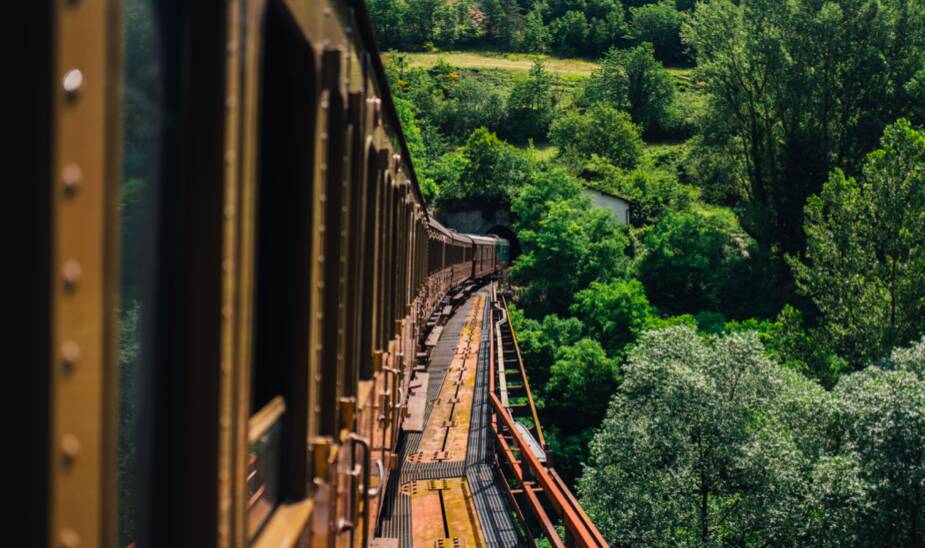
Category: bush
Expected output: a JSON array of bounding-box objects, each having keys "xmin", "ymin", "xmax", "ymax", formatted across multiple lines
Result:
[{"xmin": 549, "ymin": 103, "xmax": 644, "ymax": 169}]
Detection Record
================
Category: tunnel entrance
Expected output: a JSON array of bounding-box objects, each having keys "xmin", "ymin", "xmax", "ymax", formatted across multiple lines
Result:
[{"xmin": 485, "ymin": 225, "xmax": 520, "ymax": 260}]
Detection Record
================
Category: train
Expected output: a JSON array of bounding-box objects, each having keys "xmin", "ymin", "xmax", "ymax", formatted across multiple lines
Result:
[{"xmin": 17, "ymin": 0, "xmax": 511, "ymax": 546}]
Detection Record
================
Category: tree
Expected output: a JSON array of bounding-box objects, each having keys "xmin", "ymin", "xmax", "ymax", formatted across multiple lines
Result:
[
  {"xmin": 504, "ymin": 60, "xmax": 557, "ymax": 143},
  {"xmin": 589, "ymin": 6, "xmax": 628, "ymax": 54},
  {"xmin": 368, "ymin": 0, "xmax": 408, "ymax": 49},
  {"xmin": 509, "ymin": 307, "xmax": 585, "ymax": 391},
  {"xmin": 512, "ymin": 170, "xmax": 632, "ymax": 316},
  {"xmin": 683, "ymin": 0, "xmax": 925, "ymax": 265},
  {"xmin": 520, "ymin": 7, "xmax": 551, "ymax": 52},
  {"xmin": 832, "ymin": 366, "xmax": 925, "ymax": 545},
  {"xmin": 579, "ymin": 327, "xmax": 826, "ymax": 545},
  {"xmin": 542, "ymin": 338, "xmax": 620, "ymax": 484},
  {"xmin": 402, "ymin": 0, "xmax": 439, "ymax": 46},
  {"xmin": 629, "ymin": 0, "xmax": 685, "ymax": 63},
  {"xmin": 580, "ymin": 155, "xmax": 699, "ymax": 227},
  {"xmin": 582, "ymin": 43, "xmax": 676, "ymax": 134},
  {"xmin": 436, "ymin": 77, "xmax": 506, "ymax": 139},
  {"xmin": 570, "ymin": 278, "xmax": 656, "ymax": 355},
  {"xmin": 551, "ymin": 10, "xmax": 590, "ymax": 54},
  {"xmin": 637, "ymin": 206, "xmax": 752, "ymax": 316},
  {"xmin": 437, "ymin": 128, "xmax": 532, "ymax": 207},
  {"xmin": 483, "ymin": 0, "xmax": 524, "ymax": 48},
  {"xmin": 544, "ymin": 338, "xmax": 620, "ymax": 431},
  {"xmin": 548, "ymin": 103, "xmax": 643, "ymax": 169},
  {"xmin": 788, "ymin": 120, "xmax": 925, "ymax": 366}
]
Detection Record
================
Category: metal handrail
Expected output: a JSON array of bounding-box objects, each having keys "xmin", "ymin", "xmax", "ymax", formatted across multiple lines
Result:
[
  {"xmin": 489, "ymin": 291, "xmax": 609, "ymax": 547},
  {"xmin": 499, "ymin": 294, "xmax": 546, "ymax": 447}
]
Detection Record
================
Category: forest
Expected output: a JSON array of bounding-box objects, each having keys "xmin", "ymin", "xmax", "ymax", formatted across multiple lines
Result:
[{"xmin": 371, "ymin": 0, "xmax": 925, "ymax": 545}]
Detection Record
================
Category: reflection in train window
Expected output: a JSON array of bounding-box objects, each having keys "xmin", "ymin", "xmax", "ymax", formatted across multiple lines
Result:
[{"xmin": 118, "ymin": 0, "xmax": 161, "ymax": 545}]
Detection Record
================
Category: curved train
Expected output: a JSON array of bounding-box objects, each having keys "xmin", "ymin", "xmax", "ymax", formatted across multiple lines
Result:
[{"xmin": 18, "ymin": 0, "xmax": 511, "ymax": 546}]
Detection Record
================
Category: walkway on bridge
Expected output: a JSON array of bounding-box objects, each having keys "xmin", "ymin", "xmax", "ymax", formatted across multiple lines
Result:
[
  {"xmin": 376, "ymin": 288, "xmax": 523, "ymax": 547},
  {"xmin": 375, "ymin": 284, "xmax": 608, "ymax": 548}
]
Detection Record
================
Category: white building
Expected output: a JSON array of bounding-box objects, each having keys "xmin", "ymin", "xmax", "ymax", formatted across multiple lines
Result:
[{"xmin": 584, "ymin": 186, "xmax": 631, "ymax": 225}]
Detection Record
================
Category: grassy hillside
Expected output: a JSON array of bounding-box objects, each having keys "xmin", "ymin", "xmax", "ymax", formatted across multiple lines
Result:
[{"xmin": 390, "ymin": 50, "xmax": 600, "ymax": 77}]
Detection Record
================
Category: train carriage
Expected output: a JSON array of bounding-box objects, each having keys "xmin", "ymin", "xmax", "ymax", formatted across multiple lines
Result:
[{"xmin": 16, "ymin": 2, "xmax": 510, "ymax": 545}]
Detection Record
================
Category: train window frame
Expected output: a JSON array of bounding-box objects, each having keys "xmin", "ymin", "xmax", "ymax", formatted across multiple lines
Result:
[{"xmin": 248, "ymin": 0, "xmax": 322, "ymax": 538}]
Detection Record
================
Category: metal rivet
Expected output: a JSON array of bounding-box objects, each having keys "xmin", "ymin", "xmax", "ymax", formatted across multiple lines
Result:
[
  {"xmin": 61, "ymin": 340, "xmax": 80, "ymax": 373},
  {"xmin": 324, "ymin": 7, "xmax": 332, "ymax": 16},
  {"xmin": 61, "ymin": 434, "xmax": 80, "ymax": 465},
  {"xmin": 62, "ymin": 260, "xmax": 82, "ymax": 290},
  {"xmin": 61, "ymin": 164, "xmax": 82, "ymax": 196},
  {"xmin": 60, "ymin": 528, "xmax": 80, "ymax": 548},
  {"xmin": 62, "ymin": 69, "xmax": 83, "ymax": 97}
]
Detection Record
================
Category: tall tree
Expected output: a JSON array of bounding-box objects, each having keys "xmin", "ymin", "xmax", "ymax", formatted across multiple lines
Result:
[
  {"xmin": 582, "ymin": 43, "xmax": 675, "ymax": 134},
  {"xmin": 579, "ymin": 327, "xmax": 825, "ymax": 545},
  {"xmin": 504, "ymin": 60, "xmax": 557, "ymax": 142},
  {"xmin": 683, "ymin": 0, "xmax": 925, "ymax": 265},
  {"xmin": 788, "ymin": 120, "xmax": 925, "ymax": 367},
  {"xmin": 629, "ymin": 0, "xmax": 685, "ymax": 63}
]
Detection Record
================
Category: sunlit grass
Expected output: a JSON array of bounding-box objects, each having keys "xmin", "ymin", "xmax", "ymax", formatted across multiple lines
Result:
[{"xmin": 393, "ymin": 50, "xmax": 600, "ymax": 77}]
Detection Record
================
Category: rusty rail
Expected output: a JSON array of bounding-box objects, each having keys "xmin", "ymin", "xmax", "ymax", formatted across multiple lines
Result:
[{"xmin": 488, "ymin": 285, "xmax": 609, "ymax": 547}]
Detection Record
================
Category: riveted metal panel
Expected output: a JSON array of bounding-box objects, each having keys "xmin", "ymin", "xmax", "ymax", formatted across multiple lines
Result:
[{"xmin": 50, "ymin": 1, "xmax": 120, "ymax": 547}]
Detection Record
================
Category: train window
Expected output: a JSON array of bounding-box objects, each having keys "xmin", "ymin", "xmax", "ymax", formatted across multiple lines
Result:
[
  {"xmin": 320, "ymin": 50, "xmax": 347, "ymax": 436},
  {"xmin": 117, "ymin": 0, "xmax": 162, "ymax": 545},
  {"xmin": 359, "ymin": 148, "xmax": 380, "ymax": 380},
  {"xmin": 250, "ymin": 0, "xmax": 316, "ymax": 534}
]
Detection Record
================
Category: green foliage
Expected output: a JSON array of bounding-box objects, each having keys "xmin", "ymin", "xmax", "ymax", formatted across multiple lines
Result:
[
  {"xmin": 551, "ymin": 10, "xmax": 590, "ymax": 55},
  {"xmin": 683, "ymin": 0, "xmax": 925, "ymax": 261},
  {"xmin": 369, "ymin": 0, "xmax": 408, "ymax": 49},
  {"xmin": 581, "ymin": 155, "xmax": 699, "ymax": 227},
  {"xmin": 436, "ymin": 77, "xmax": 506, "ymax": 138},
  {"xmin": 521, "ymin": 7, "xmax": 552, "ymax": 53},
  {"xmin": 581, "ymin": 327, "xmax": 925, "ymax": 546},
  {"xmin": 628, "ymin": 0, "xmax": 685, "ymax": 64},
  {"xmin": 637, "ymin": 206, "xmax": 754, "ymax": 316},
  {"xmin": 887, "ymin": 336, "xmax": 925, "ymax": 379},
  {"xmin": 581, "ymin": 43, "xmax": 676, "ymax": 135},
  {"xmin": 831, "ymin": 366, "xmax": 925, "ymax": 545},
  {"xmin": 580, "ymin": 327, "xmax": 823, "ymax": 545},
  {"xmin": 548, "ymin": 103, "xmax": 643, "ymax": 169},
  {"xmin": 570, "ymin": 279, "xmax": 656, "ymax": 355},
  {"xmin": 509, "ymin": 307, "xmax": 585, "ymax": 390},
  {"xmin": 512, "ymin": 169, "xmax": 632, "ymax": 316},
  {"xmin": 788, "ymin": 120, "xmax": 925, "ymax": 367},
  {"xmin": 436, "ymin": 128, "xmax": 533, "ymax": 208},
  {"xmin": 545, "ymin": 338, "xmax": 621, "ymax": 432},
  {"xmin": 503, "ymin": 60, "xmax": 557, "ymax": 143}
]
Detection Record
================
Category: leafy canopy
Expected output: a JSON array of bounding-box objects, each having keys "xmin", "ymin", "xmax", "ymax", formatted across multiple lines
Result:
[{"xmin": 789, "ymin": 119, "xmax": 925, "ymax": 367}]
